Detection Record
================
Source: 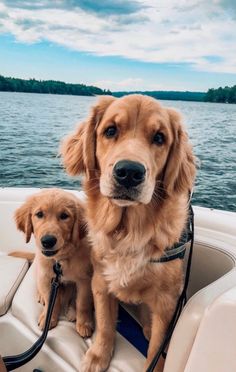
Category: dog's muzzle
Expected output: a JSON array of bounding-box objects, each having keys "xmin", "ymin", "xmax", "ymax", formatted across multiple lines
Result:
[{"xmin": 41, "ymin": 235, "xmax": 58, "ymax": 257}]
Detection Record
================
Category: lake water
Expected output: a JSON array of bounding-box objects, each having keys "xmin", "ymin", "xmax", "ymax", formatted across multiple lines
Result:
[{"xmin": 0, "ymin": 92, "xmax": 235, "ymax": 212}]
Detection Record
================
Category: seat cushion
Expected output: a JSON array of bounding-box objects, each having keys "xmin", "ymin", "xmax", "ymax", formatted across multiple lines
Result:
[
  {"xmin": 0, "ymin": 255, "xmax": 29, "ymax": 316},
  {"xmin": 12, "ymin": 263, "xmax": 145, "ymax": 371}
]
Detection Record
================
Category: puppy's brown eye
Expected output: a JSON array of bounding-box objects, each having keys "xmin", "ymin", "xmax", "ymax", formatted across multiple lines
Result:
[
  {"xmin": 153, "ymin": 132, "xmax": 165, "ymax": 145},
  {"xmin": 60, "ymin": 212, "xmax": 69, "ymax": 220},
  {"xmin": 104, "ymin": 125, "xmax": 117, "ymax": 138},
  {"xmin": 35, "ymin": 211, "xmax": 44, "ymax": 218}
]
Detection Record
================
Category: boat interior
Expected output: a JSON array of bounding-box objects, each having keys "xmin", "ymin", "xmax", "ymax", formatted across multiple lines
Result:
[{"xmin": 0, "ymin": 188, "xmax": 236, "ymax": 372}]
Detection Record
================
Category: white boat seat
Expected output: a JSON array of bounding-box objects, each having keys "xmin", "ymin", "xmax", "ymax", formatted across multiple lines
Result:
[
  {"xmin": 163, "ymin": 209, "xmax": 236, "ymax": 372},
  {"xmin": 0, "ymin": 255, "xmax": 28, "ymax": 316},
  {"xmin": 9, "ymin": 240, "xmax": 236, "ymax": 372},
  {"xmin": 1, "ymin": 189, "xmax": 236, "ymax": 372},
  {"xmin": 11, "ymin": 263, "xmax": 145, "ymax": 372}
]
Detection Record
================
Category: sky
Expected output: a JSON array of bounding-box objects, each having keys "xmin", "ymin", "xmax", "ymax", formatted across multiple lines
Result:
[{"xmin": 0, "ymin": 0, "xmax": 236, "ymax": 92}]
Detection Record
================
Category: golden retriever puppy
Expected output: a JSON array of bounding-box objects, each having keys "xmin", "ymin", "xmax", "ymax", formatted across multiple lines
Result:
[
  {"xmin": 62, "ymin": 95, "xmax": 196, "ymax": 371},
  {"xmin": 14, "ymin": 188, "xmax": 93, "ymax": 337}
]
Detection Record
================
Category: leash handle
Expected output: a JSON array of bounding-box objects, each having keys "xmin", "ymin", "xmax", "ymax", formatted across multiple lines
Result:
[{"xmin": 3, "ymin": 262, "xmax": 62, "ymax": 371}]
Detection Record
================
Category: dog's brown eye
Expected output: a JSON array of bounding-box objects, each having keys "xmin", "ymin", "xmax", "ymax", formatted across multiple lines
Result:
[
  {"xmin": 104, "ymin": 125, "xmax": 117, "ymax": 138},
  {"xmin": 35, "ymin": 211, "xmax": 44, "ymax": 218},
  {"xmin": 60, "ymin": 212, "xmax": 69, "ymax": 220},
  {"xmin": 153, "ymin": 132, "xmax": 165, "ymax": 145}
]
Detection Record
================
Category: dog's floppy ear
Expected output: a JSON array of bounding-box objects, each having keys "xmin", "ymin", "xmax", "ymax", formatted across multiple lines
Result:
[
  {"xmin": 72, "ymin": 200, "xmax": 87, "ymax": 244},
  {"xmin": 62, "ymin": 95, "xmax": 116, "ymax": 179},
  {"xmin": 163, "ymin": 108, "xmax": 196, "ymax": 195},
  {"xmin": 61, "ymin": 123, "xmax": 86, "ymax": 175},
  {"xmin": 15, "ymin": 199, "xmax": 34, "ymax": 243}
]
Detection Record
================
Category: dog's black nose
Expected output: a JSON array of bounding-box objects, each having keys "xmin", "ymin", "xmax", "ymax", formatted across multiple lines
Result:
[
  {"xmin": 113, "ymin": 160, "xmax": 146, "ymax": 188},
  {"xmin": 41, "ymin": 235, "xmax": 57, "ymax": 249}
]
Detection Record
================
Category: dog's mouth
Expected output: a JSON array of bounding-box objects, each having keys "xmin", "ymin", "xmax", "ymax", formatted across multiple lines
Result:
[
  {"xmin": 41, "ymin": 249, "xmax": 59, "ymax": 257},
  {"xmin": 111, "ymin": 193, "xmax": 139, "ymax": 207},
  {"xmin": 112, "ymin": 195, "xmax": 135, "ymax": 201},
  {"xmin": 110, "ymin": 185, "xmax": 141, "ymax": 205}
]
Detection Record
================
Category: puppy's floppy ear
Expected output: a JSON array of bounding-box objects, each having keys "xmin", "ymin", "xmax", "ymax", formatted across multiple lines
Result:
[
  {"xmin": 61, "ymin": 95, "xmax": 116, "ymax": 179},
  {"xmin": 72, "ymin": 201, "xmax": 87, "ymax": 244},
  {"xmin": 15, "ymin": 199, "xmax": 34, "ymax": 243},
  {"xmin": 163, "ymin": 108, "xmax": 196, "ymax": 195}
]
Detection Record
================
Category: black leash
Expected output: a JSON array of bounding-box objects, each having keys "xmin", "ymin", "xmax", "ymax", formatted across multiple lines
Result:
[
  {"xmin": 3, "ymin": 262, "xmax": 62, "ymax": 371},
  {"xmin": 146, "ymin": 204, "xmax": 194, "ymax": 372}
]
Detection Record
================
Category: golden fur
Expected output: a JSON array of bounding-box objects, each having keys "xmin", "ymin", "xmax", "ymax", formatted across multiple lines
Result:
[
  {"xmin": 14, "ymin": 188, "xmax": 93, "ymax": 337},
  {"xmin": 62, "ymin": 94, "xmax": 196, "ymax": 371}
]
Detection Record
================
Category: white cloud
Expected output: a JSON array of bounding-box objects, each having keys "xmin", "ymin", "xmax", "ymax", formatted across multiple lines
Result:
[{"xmin": 0, "ymin": 0, "xmax": 236, "ymax": 73}]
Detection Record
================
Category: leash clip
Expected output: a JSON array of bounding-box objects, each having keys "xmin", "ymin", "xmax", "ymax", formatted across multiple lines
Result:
[{"xmin": 53, "ymin": 261, "xmax": 63, "ymax": 281}]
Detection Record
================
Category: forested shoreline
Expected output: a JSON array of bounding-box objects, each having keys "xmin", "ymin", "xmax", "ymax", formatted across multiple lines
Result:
[
  {"xmin": 113, "ymin": 86, "xmax": 236, "ymax": 103},
  {"xmin": 112, "ymin": 90, "xmax": 205, "ymax": 101},
  {"xmin": 204, "ymin": 86, "xmax": 236, "ymax": 103},
  {"xmin": 0, "ymin": 75, "xmax": 110, "ymax": 96},
  {"xmin": 0, "ymin": 75, "xmax": 235, "ymax": 103}
]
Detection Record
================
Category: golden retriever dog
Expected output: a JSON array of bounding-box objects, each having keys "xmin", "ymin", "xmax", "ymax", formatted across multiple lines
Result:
[
  {"xmin": 62, "ymin": 94, "xmax": 196, "ymax": 371},
  {"xmin": 14, "ymin": 188, "xmax": 93, "ymax": 337}
]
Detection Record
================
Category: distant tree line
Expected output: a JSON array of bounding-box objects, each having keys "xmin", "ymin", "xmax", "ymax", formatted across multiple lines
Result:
[
  {"xmin": 0, "ymin": 75, "xmax": 111, "ymax": 96},
  {"xmin": 1, "ymin": 74, "xmax": 235, "ymax": 103},
  {"xmin": 112, "ymin": 90, "xmax": 206, "ymax": 102},
  {"xmin": 113, "ymin": 86, "xmax": 236, "ymax": 103},
  {"xmin": 204, "ymin": 85, "xmax": 236, "ymax": 103}
]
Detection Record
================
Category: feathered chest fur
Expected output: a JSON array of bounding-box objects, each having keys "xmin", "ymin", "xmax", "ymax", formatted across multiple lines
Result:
[
  {"xmin": 90, "ymin": 225, "xmax": 162, "ymax": 295},
  {"xmin": 88, "ymin": 195, "xmax": 187, "ymax": 297},
  {"xmin": 103, "ymin": 248, "xmax": 149, "ymax": 290}
]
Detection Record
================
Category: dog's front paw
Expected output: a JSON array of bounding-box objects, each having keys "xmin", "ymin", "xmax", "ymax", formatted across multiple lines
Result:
[
  {"xmin": 144, "ymin": 356, "xmax": 165, "ymax": 372},
  {"xmin": 80, "ymin": 346, "xmax": 111, "ymax": 372},
  {"xmin": 143, "ymin": 324, "xmax": 151, "ymax": 340},
  {"xmin": 76, "ymin": 320, "xmax": 93, "ymax": 338},
  {"xmin": 76, "ymin": 310, "xmax": 94, "ymax": 337},
  {"xmin": 38, "ymin": 311, "xmax": 58, "ymax": 331},
  {"xmin": 37, "ymin": 292, "xmax": 45, "ymax": 305},
  {"xmin": 66, "ymin": 305, "xmax": 76, "ymax": 322}
]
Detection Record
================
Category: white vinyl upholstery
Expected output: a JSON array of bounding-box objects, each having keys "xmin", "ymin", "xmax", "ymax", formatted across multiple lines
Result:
[
  {"xmin": 163, "ymin": 209, "xmax": 236, "ymax": 372},
  {"xmin": 11, "ymin": 262, "xmax": 145, "ymax": 372},
  {"xmin": 0, "ymin": 255, "xmax": 28, "ymax": 316}
]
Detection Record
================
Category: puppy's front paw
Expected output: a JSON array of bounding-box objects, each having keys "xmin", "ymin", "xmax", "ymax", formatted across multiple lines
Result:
[
  {"xmin": 81, "ymin": 346, "xmax": 111, "ymax": 372},
  {"xmin": 37, "ymin": 292, "xmax": 45, "ymax": 305},
  {"xmin": 76, "ymin": 310, "xmax": 94, "ymax": 337},
  {"xmin": 76, "ymin": 320, "xmax": 93, "ymax": 338},
  {"xmin": 66, "ymin": 305, "xmax": 76, "ymax": 322},
  {"xmin": 38, "ymin": 311, "xmax": 58, "ymax": 331}
]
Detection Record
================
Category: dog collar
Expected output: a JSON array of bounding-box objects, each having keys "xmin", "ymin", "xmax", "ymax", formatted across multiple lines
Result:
[
  {"xmin": 149, "ymin": 243, "xmax": 186, "ymax": 263},
  {"xmin": 150, "ymin": 202, "xmax": 193, "ymax": 264}
]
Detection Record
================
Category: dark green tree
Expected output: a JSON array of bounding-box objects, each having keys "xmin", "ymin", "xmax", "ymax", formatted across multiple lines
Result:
[{"xmin": 0, "ymin": 75, "xmax": 109, "ymax": 96}]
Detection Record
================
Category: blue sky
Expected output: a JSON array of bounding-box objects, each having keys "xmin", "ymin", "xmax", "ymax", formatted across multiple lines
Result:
[{"xmin": 0, "ymin": 0, "xmax": 236, "ymax": 92}]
